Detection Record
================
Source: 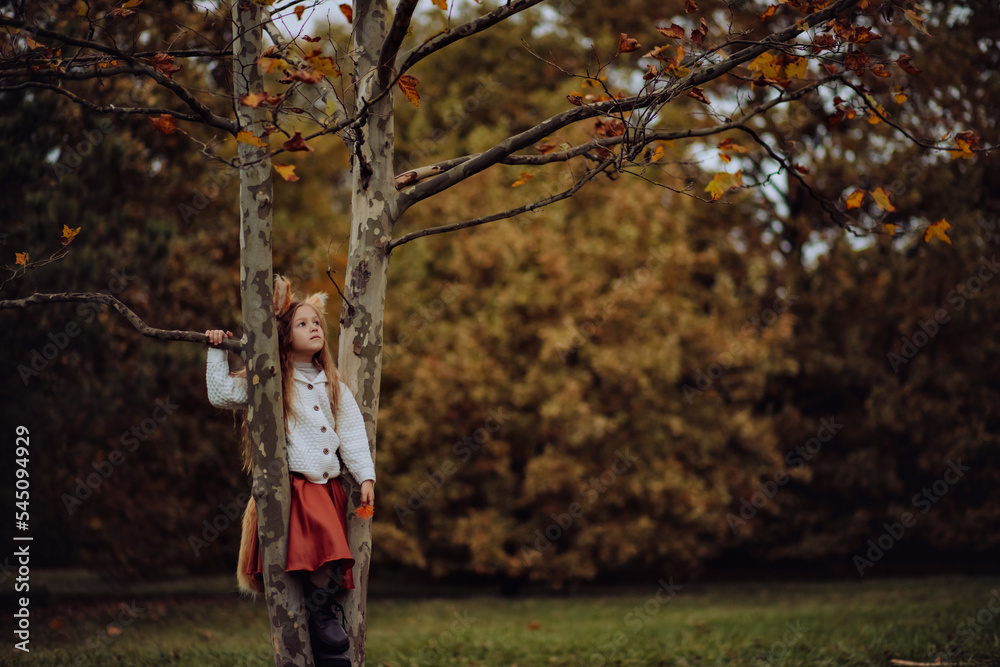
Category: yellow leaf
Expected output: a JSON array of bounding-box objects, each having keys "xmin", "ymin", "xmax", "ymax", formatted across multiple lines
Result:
[
  {"xmin": 241, "ymin": 92, "xmax": 269, "ymax": 108},
  {"xmin": 871, "ymin": 187, "xmax": 896, "ymax": 212},
  {"xmin": 15, "ymin": 252, "xmax": 29, "ymax": 266},
  {"xmin": 894, "ymin": 91, "xmax": 908, "ymax": 104},
  {"xmin": 512, "ymin": 172, "xmax": 533, "ymax": 188},
  {"xmin": 923, "ymin": 219, "xmax": 952, "ymax": 244},
  {"xmin": 257, "ymin": 56, "xmax": 284, "ymax": 74},
  {"xmin": 718, "ymin": 137, "xmax": 747, "ymax": 153},
  {"xmin": 252, "ymin": 0, "xmax": 276, "ymax": 5},
  {"xmin": 845, "ymin": 189, "xmax": 865, "ymax": 209},
  {"xmin": 951, "ymin": 138, "xmax": 975, "ymax": 160},
  {"xmin": 431, "ymin": 0, "xmax": 447, "ymax": 8},
  {"xmin": 882, "ymin": 223, "xmax": 899, "ymax": 235},
  {"xmin": 123, "ymin": 0, "xmax": 142, "ymax": 7},
  {"xmin": 582, "ymin": 77, "xmax": 607, "ymax": 88},
  {"xmin": 705, "ymin": 170, "xmax": 743, "ymax": 201},
  {"xmin": 76, "ymin": 1, "xmax": 88, "ymax": 15},
  {"xmin": 748, "ymin": 52, "xmax": 780, "ymax": 79},
  {"xmin": 719, "ymin": 153, "xmax": 732, "ymax": 164},
  {"xmin": 867, "ymin": 105, "xmax": 886, "ymax": 124},
  {"xmin": 62, "ymin": 224, "xmax": 82, "ymax": 241},
  {"xmin": 650, "ymin": 144, "xmax": 665, "ymax": 163},
  {"xmin": 237, "ymin": 131, "xmax": 267, "ymax": 147},
  {"xmin": 784, "ymin": 56, "xmax": 807, "ymax": 79},
  {"xmin": 274, "ymin": 163, "xmax": 299, "ymax": 182},
  {"xmin": 309, "ymin": 55, "xmax": 341, "ymax": 78},
  {"xmin": 398, "ymin": 74, "xmax": 420, "ymax": 108}
]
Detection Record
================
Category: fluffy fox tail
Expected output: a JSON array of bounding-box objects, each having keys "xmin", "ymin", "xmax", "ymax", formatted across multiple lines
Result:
[{"xmin": 237, "ymin": 496, "xmax": 264, "ymax": 595}]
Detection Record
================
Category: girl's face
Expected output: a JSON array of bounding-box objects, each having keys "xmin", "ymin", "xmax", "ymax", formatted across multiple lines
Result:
[{"xmin": 288, "ymin": 304, "xmax": 325, "ymax": 363}]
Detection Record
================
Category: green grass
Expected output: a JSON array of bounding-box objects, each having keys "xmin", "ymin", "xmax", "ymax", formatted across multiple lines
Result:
[{"xmin": 5, "ymin": 576, "xmax": 1000, "ymax": 666}]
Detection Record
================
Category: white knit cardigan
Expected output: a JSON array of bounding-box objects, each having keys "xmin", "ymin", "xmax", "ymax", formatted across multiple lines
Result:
[{"xmin": 206, "ymin": 347, "xmax": 375, "ymax": 485}]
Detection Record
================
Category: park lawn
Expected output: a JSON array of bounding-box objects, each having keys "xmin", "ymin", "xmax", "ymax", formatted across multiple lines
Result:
[{"xmin": 4, "ymin": 576, "xmax": 1000, "ymax": 666}]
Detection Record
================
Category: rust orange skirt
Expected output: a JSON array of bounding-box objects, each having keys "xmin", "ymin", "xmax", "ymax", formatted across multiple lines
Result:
[{"xmin": 245, "ymin": 473, "xmax": 355, "ymax": 589}]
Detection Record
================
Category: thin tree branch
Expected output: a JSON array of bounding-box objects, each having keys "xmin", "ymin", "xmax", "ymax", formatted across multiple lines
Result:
[
  {"xmin": 394, "ymin": 0, "xmax": 547, "ymax": 75},
  {"xmin": 0, "ymin": 292, "xmax": 243, "ymax": 352},
  {"xmin": 0, "ymin": 81, "xmax": 204, "ymax": 122},
  {"xmin": 389, "ymin": 157, "xmax": 614, "ymax": 251}
]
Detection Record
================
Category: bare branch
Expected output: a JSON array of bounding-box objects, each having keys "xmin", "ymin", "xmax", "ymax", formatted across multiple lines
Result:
[
  {"xmin": 0, "ymin": 292, "xmax": 243, "ymax": 352},
  {"xmin": 389, "ymin": 157, "xmax": 614, "ymax": 251},
  {"xmin": 0, "ymin": 81, "xmax": 205, "ymax": 122}
]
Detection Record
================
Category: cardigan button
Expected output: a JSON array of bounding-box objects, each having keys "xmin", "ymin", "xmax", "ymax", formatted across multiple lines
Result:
[
  {"xmin": 313, "ymin": 405, "xmax": 320, "ymax": 411},
  {"xmin": 323, "ymin": 472, "xmax": 329, "ymax": 479},
  {"xmin": 307, "ymin": 384, "xmax": 314, "ymax": 390},
  {"xmin": 320, "ymin": 426, "xmax": 327, "ymax": 433},
  {"xmin": 323, "ymin": 448, "xmax": 330, "ymax": 455}
]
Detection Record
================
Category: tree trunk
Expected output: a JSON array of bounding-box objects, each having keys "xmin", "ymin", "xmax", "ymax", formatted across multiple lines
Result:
[
  {"xmin": 233, "ymin": 3, "xmax": 313, "ymax": 665},
  {"xmin": 337, "ymin": 1, "xmax": 398, "ymax": 665}
]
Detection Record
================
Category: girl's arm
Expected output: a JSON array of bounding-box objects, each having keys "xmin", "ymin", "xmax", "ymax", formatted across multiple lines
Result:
[
  {"xmin": 205, "ymin": 330, "xmax": 248, "ymax": 409},
  {"xmin": 336, "ymin": 382, "xmax": 376, "ymax": 487}
]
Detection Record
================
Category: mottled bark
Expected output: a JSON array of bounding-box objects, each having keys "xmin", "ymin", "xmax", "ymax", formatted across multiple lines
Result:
[
  {"xmin": 233, "ymin": 2, "xmax": 312, "ymax": 666},
  {"xmin": 337, "ymin": 1, "xmax": 398, "ymax": 665}
]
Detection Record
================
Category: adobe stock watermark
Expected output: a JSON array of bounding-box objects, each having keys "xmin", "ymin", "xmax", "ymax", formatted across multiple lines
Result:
[
  {"xmin": 887, "ymin": 255, "xmax": 999, "ymax": 373},
  {"xmin": 520, "ymin": 449, "xmax": 638, "ymax": 565},
  {"xmin": 556, "ymin": 245, "xmax": 673, "ymax": 363},
  {"xmin": 683, "ymin": 292, "xmax": 798, "ymax": 404},
  {"xmin": 409, "ymin": 610, "xmax": 476, "ymax": 666},
  {"xmin": 382, "ymin": 279, "xmax": 468, "ymax": 369},
  {"xmin": 929, "ymin": 588, "xmax": 1000, "ymax": 663},
  {"xmin": 585, "ymin": 577, "xmax": 683, "ymax": 667},
  {"xmin": 189, "ymin": 492, "xmax": 252, "ymax": 556},
  {"xmin": 727, "ymin": 417, "xmax": 842, "ymax": 534},
  {"xmin": 852, "ymin": 458, "xmax": 970, "ymax": 576},
  {"xmin": 393, "ymin": 407, "xmax": 507, "ymax": 524},
  {"xmin": 61, "ymin": 396, "xmax": 180, "ymax": 515},
  {"xmin": 754, "ymin": 620, "xmax": 808, "ymax": 666},
  {"xmin": 17, "ymin": 268, "xmax": 137, "ymax": 385}
]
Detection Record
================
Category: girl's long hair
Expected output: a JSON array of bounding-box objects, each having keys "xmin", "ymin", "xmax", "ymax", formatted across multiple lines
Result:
[{"xmin": 237, "ymin": 300, "xmax": 341, "ymax": 474}]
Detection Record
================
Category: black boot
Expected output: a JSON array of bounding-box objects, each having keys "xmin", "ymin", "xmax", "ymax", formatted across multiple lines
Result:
[{"xmin": 301, "ymin": 571, "xmax": 350, "ymax": 666}]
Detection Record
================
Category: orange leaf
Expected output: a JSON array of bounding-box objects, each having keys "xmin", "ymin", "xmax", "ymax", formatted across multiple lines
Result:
[
  {"xmin": 528, "ymin": 620, "xmax": 542, "ymax": 630},
  {"xmin": 718, "ymin": 137, "xmax": 747, "ymax": 153},
  {"xmin": 287, "ymin": 67, "xmax": 324, "ymax": 84},
  {"xmin": 923, "ymin": 219, "xmax": 952, "ymax": 245},
  {"xmin": 536, "ymin": 141, "xmax": 558, "ymax": 155},
  {"xmin": 793, "ymin": 163, "xmax": 810, "ymax": 175},
  {"xmin": 686, "ymin": 87, "xmax": 710, "ymax": 104},
  {"xmin": 512, "ymin": 172, "xmax": 533, "ymax": 188},
  {"xmin": 894, "ymin": 90, "xmax": 908, "ymax": 104},
  {"xmin": 845, "ymin": 189, "xmax": 865, "ymax": 209},
  {"xmin": 294, "ymin": 5, "xmax": 305, "ymax": 19},
  {"xmin": 257, "ymin": 56, "xmax": 284, "ymax": 74},
  {"xmin": 354, "ymin": 505, "xmax": 374, "ymax": 519},
  {"xmin": 870, "ymin": 63, "xmax": 891, "ymax": 78},
  {"xmin": 241, "ymin": 92, "xmax": 270, "ymax": 108},
  {"xmin": 952, "ymin": 130, "xmax": 980, "ymax": 159},
  {"xmin": 882, "ymin": 223, "xmax": 899, "ymax": 235},
  {"xmin": 24, "ymin": 35, "xmax": 45, "ymax": 50},
  {"xmin": 308, "ymin": 55, "xmax": 340, "ymax": 79},
  {"xmin": 150, "ymin": 114, "xmax": 176, "ymax": 135},
  {"xmin": 282, "ymin": 132, "xmax": 314, "ymax": 152},
  {"xmin": 339, "ymin": 3, "xmax": 352, "ymax": 22},
  {"xmin": 15, "ymin": 252, "xmax": 29, "ymax": 267},
  {"xmin": 274, "ymin": 163, "xmax": 299, "ymax": 182},
  {"xmin": 566, "ymin": 94, "xmax": 584, "ymax": 106},
  {"xmin": 237, "ymin": 130, "xmax": 267, "ymax": 148},
  {"xmin": 61, "ymin": 225, "xmax": 82, "ymax": 245},
  {"xmin": 150, "ymin": 53, "xmax": 181, "ymax": 78},
  {"xmin": 398, "ymin": 74, "xmax": 420, "ymax": 108},
  {"xmin": 431, "ymin": 0, "xmax": 447, "ymax": 8},
  {"xmin": 650, "ymin": 144, "xmax": 665, "ymax": 163},
  {"xmin": 656, "ymin": 24, "xmax": 685, "ymax": 39},
  {"xmin": 618, "ymin": 33, "xmax": 641, "ymax": 53},
  {"xmin": 685, "ymin": 0, "xmax": 698, "ymax": 13},
  {"xmin": 871, "ymin": 187, "xmax": 895, "ymax": 212},
  {"xmin": 760, "ymin": 5, "xmax": 776, "ymax": 20}
]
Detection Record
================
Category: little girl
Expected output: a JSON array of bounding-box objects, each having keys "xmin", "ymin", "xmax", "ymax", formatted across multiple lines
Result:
[{"xmin": 205, "ymin": 276, "xmax": 374, "ymax": 667}]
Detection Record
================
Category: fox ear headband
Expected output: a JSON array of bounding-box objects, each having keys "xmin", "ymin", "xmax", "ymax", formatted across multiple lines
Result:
[{"xmin": 274, "ymin": 274, "xmax": 328, "ymax": 317}]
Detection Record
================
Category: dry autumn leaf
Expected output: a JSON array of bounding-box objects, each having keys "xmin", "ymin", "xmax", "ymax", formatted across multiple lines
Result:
[
  {"xmin": 354, "ymin": 505, "xmax": 374, "ymax": 519},
  {"xmin": 845, "ymin": 189, "xmax": 865, "ymax": 209},
  {"xmin": 650, "ymin": 144, "xmax": 665, "ymax": 163},
  {"xmin": 15, "ymin": 252, "xmax": 29, "ymax": 266},
  {"xmin": 150, "ymin": 53, "xmax": 181, "ymax": 78},
  {"xmin": 536, "ymin": 141, "xmax": 558, "ymax": 155},
  {"xmin": 398, "ymin": 74, "xmax": 420, "ymax": 108},
  {"xmin": 705, "ymin": 170, "xmax": 742, "ymax": 200},
  {"xmin": 431, "ymin": 0, "xmax": 447, "ymax": 8},
  {"xmin": 882, "ymin": 223, "xmax": 899, "ymax": 235},
  {"xmin": 685, "ymin": 0, "xmax": 698, "ymax": 12},
  {"xmin": 61, "ymin": 225, "xmax": 82, "ymax": 243},
  {"xmin": 760, "ymin": 5, "xmax": 776, "ymax": 20},
  {"xmin": 897, "ymin": 54, "xmax": 920, "ymax": 75},
  {"xmin": 237, "ymin": 130, "xmax": 267, "ymax": 147},
  {"xmin": 619, "ymin": 33, "xmax": 642, "ymax": 53},
  {"xmin": 871, "ymin": 187, "xmax": 895, "ymax": 212},
  {"xmin": 718, "ymin": 137, "xmax": 747, "ymax": 153},
  {"xmin": 309, "ymin": 55, "xmax": 341, "ymax": 78},
  {"xmin": 512, "ymin": 172, "xmax": 533, "ymax": 188},
  {"xmin": 657, "ymin": 24, "xmax": 685, "ymax": 39},
  {"xmin": 282, "ymin": 132, "xmax": 314, "ymax": 152},
  {"xmin": 294, "ymin": 5, "xmax": 305, "ymax": 19},
  {"xmin": 339, "ymin": 3, "xmax": 352, "ymax": 22},
  {"xmin": 257, "ymin": 56, "xmax": 283, "ymax": 74},
  {"xmin": 150, "ymin": 114, "xmax": 176, "ymax": 135},
  {"xmin": 687, "ymin": 87, "xmax": 710, "ymax": 104},
  {"xmin": 274, "ymin": 163, "xmax": 299, "ymax": 182},
  {"xmin": 924, "ymin": 219, "xmax": 952, "ymax": 244},
  {"xmin": 691, "ymin": 18, "xmax": 707, "ymax": 46},
  {"xmin": 241, "ymin": 92, "xmax": 270, "ymax": 108}
]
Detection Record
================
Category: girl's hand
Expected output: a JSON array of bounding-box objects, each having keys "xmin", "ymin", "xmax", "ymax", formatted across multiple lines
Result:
[
  {"xmin": 205, "ymin": 329, "xmax": 233, "ymax": 347},
  {"xmin": 360, "ymin": 480, "xmax": 375, "ymax": 507}
]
